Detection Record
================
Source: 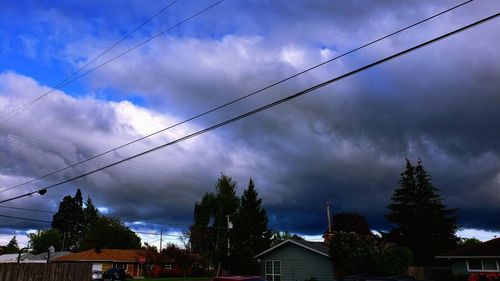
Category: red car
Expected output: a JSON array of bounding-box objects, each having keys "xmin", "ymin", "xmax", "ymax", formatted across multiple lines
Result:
[{"xmin": 213, "ymin": 276, "xmax": 267, "ymax": 281}]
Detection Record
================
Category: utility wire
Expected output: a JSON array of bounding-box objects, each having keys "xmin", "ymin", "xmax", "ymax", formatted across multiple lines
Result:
[
  {"xmin": 0, "ymin": 214, "xmax": 51, "ymax": 224},
  {"xmin": 1, "ymin": 12, "xmax": 497, "ymax": 205},
  {"xmin": 0, "ymin": 0, "xmax": 179, "ymax": 124},
  {"xmin": 0, "ymin": 0, "xmax": 472, "ymax": 194},
  {"xmin": 0, "ymin": 0, "xmax": 225, "ymax": 126}
]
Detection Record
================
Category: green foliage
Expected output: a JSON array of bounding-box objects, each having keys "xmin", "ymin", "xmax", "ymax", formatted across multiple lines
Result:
[
  {"xmin": 0, "ymin": 236, "xmax": 20, "ymax": 254},
  {"xmin": 162, "ymin": 244, "xmax": 193, "ymax": 277},
  {"xmin": 79, "ymin": 215, "xmax": 141, "ymax": 250},
  {"xmin": 229, "ymin": 179, "xmax": 272, "ymax": 274},
  {"xmin": 51, "ymin": 189, "xmax": 86, "ymax": 250},
  {"xmin": 331, "ymin": 212, "xmax": 372, "ymax": 235},
  {"xmin": 329, "ymin": 232, "xmax": 412, "ymax": 276},
  {"xmin": 31, "ymin": 189, "xmax": 141, "ymax": 252},
  {"xmin": 28, "ymin": 229, "xmax": 62, "ymax": 254},
  {"xmin": 190, "ymin": 174, "xmax": 240, "ymax": 268},
  {"xmin": 457, "ymin": 238, "xmax": 482, "ymax": 249},
  {"xmin": 270, "ymin": 231, "xmax": 303, "ymax": 246},
  {"xmin": 190, "ymin": 175, "xmax": 272, "ymax": 275},
  {"xmin": 386, "ymin": 159, "xmax": 459, "ymax": 265}
]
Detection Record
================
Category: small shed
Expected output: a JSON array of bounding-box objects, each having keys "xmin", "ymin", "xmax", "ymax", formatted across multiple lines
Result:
[
  {"xmin": 436, "ymin": 237, "xmax": 500, "ymax": 275},
  {"xmin": 254, "ymin": 239, "xmax": 335, "ymax": 281}
]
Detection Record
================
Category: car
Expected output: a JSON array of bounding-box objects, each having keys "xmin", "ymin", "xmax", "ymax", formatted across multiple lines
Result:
[
  {"xmin": 341, "ymin": 274, "xmax": 416, "ymax": 281},
  {"xmin": 212, "ymin": 276, "xmax": 267, "ymax": 281},
  {"xmin": 102, "ymin": 268, "xmax": 126, "ymax": 281},
  {"xmin": 91, "ymin": 270, "xmax": 103, "ymax": 281}
]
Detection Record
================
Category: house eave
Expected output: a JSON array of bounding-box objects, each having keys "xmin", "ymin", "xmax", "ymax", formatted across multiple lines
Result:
[
  {"xmin": 253, "ymin": 239, "xmax": 330, "ymax": 259},
  {"xmin": 436, "ymin": 256, "xmax": 500, "ymax": 259}
]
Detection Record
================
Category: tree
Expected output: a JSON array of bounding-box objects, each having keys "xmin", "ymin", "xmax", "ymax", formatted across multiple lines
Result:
[
  {"xmin": 190, "ymin": 174, "xmax": 240, "ymax": 269},
  {"xmin": 331, "ymin": 212, "xmax": 372, "ymax": 235},
  {"xmin": 162, "ymin": 244, "xmax": 192, "ymax": 277},
  {"xmin": 229, "ymin": 179, "xmax": 272, "ymax": 274},
  {"xmin": 79, "ymin": 216, "xmax": 141, "ymax": 250},
  {"xmin": 386, "ymin": 159, "xmax": 459, "ymax": 265},
  {"xmin": 270, "ymin": 231, "xmax": 303, "ymax": 246},
  {"xmin": 27, "ymin": 229, "xmax": 63, "ymax": 254},
  {"xmin": 329, "ymin": 232, "xmax": 412, "ymax": 277},
  {"xmin": 52, "ymin": 189, "xmax": 86, "ymax": 250},
  {"xmin": 1, "ymin": 236, "xmax": 20, "ymax": 254}
]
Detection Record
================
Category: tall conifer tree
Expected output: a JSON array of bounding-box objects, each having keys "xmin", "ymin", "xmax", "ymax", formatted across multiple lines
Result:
[{"xmin": 386, "ymin": 159, "xmax": 458, "ymax": 265}]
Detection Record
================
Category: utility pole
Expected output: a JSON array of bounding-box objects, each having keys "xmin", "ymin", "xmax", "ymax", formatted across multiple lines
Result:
[
  {"xmin": 226, "ymin": 215, "xmax": 232, "ymax": 257},
  {"xmin": 61, "ymin": 232, "xmax": 66, "ymax": 252},
  {"xmin": 326, "ymin": 202, "xmax": 332, "ymax": 234},
  {"xmin": 159, "ymin": 230, "xmax": 163, "ymax": 252}
]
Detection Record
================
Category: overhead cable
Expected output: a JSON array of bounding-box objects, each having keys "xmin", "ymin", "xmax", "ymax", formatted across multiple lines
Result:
[
  {"xmin": 0, "ymin": 0, "xmax": 225, "ymax": 125},
  {"xmin": 1, "ymin": 12, "xmax": 497, "ymax": 205},
  {"xmin": 0, "ymin": 0, "xmax": 473, "ymax": 194}
]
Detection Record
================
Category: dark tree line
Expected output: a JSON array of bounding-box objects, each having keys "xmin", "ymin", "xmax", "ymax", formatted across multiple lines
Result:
[
  {"xmin": 28, "ymin": 189, "xmax": 141, "ymax": 254},
  {"xmin": 189, "ymin": 174, "xmax": 272, "ymax": 275}
]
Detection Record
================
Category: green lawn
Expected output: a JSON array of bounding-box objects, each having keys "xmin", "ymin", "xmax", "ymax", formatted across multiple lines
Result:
[{"xmin": 129, "ymin": 277, "xmax": 211, "ymax": 281}]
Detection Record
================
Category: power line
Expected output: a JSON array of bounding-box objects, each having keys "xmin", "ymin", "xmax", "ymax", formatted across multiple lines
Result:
[
  {"xmin": 1, "ymin": 12, "xmax": 497, "ymax": 205},
  {"xmin": 0, "ymin": 0, "xmax": 225, "ymax": 126},
  {"xmin": 0, "ymin": 214, "xmax": 51, "ymax": 224},
  {"xmin": 0, "ymin": 0, "xmax": 472, "ymax": 194},
  {"xmin": 0, "ymin": 0, "xmax": 179, "ymax": 124}
]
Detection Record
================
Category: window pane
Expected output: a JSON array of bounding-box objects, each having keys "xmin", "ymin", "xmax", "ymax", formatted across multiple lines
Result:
[
  {"xmin": 266, "ymin": 275, "xmax": 273, "ymax": 281},
  {"xmin": 274, "ymin": 275, "xmax": 281, "ymax": 281},
  {"xmin": 273, "ymin": 261, "xmax": 281, "ymax": 274},
  {"xmin": 266, "ymin": 261, "xmax": 272, "ymax": 274},
  {"xmin": 469, "ymin": 260, "xmax": 482, "ymax": 270},
  {"xmin": 483, "ymin": 260, "xmax": 498, "ymax": 270}
]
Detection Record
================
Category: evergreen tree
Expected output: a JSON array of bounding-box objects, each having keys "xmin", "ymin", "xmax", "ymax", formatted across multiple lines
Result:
[
  {"xmin": 1, "ymin": 236, "xmax": 20, "ymax": 254},
  {"xmin": 79, "ymin": 216, "xmax": 141, "ymax": 250},
  {"xmin": 386, "ymin": 159, "xmax": 458, "ymax": 265},
  {"xmin": 52, "ymin": 189, "xmax": 86, "ymax": 250},
  {"xmin": 229, "ymin": 179, "xmax": 272, "ymax": 274},
  {"xmin": 189, "ymin": 174, "xmax": 240, "ymax": 269}
]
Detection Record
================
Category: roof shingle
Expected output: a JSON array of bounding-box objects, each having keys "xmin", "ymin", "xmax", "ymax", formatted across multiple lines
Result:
[{"xmin": 52, "ymin": 249, "xmax": 144, "ymax": 262}]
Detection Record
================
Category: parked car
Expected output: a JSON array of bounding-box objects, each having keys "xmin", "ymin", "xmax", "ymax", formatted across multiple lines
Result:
[
  {"xmin": 91, "ymin": 270, "xmax": 103, "ymax": 281},
  {"xmin": 341, "ymin": 274, "xmax": 416, "ymax": 281},
  {"xmin": 103, "ymin": 268, "xmax": 126, "ymax": 281},
  {"xmin": 213, "ymin": 276, "xmax": 267, "ymax": 281}
]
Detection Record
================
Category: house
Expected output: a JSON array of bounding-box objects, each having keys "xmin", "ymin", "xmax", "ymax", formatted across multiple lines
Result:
[
  {"xmin": 436, "ymin": 237, "xmax": 500, "ymax": 275},
  {"xmin": 23, "ymin": 251, "xmax": 71, "ymax": 263},
  {"xmin": 0, "ymin": 253, "xmax": 34, "ymax": 263},
  {"xmin": 254, "ymin": 239, "xmax": 335, "ymax": 281},
  {"xmin": 52, "ymin": 248, "xmax": 145, "ymax": 278}
]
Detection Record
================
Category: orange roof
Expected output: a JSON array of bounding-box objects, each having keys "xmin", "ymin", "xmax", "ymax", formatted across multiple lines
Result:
[{"xmin": 53, "ymin": 249, "xmax": 144, "ymax": 262}]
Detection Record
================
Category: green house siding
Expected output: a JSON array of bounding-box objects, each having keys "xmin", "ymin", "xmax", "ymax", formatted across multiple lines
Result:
[
  {"xmin": 450, "ymin": 260, "xmax": 468, "ymax": 275},
  {"xmin": 258, "ymin": 243, "xmax": 335, "ymax": 281},
  {"xmin": 449, "ymin": 259, "xmax": 500, "ymax": 275}
]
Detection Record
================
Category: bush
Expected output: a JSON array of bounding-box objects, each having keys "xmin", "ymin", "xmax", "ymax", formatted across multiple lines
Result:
[
  {"xmin": 329, "ymin": 232, "xmax": 412, "ymax": 276},
  {"xmin": 468, "ymin": 273, "xmax": 500, "ymax": 281}
]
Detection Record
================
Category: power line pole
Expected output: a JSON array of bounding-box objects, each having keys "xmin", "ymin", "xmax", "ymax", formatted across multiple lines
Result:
[
  {"xmin": 159, "ymin": 230, "xmax": 163, "ymax": 252},
  {"xmin": 326, "ymin": 202, "xmax": 332, "ymax": 234}
]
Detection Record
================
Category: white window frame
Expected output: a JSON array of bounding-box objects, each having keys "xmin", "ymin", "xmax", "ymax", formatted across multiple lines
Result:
[
  {"xmin": 165, "ymin": 263, "xmax": 172, "ymax": 270},
  {"xmin": 467, "ymin": 259, "xmax": 500, "ymax": 272},
  {"xmin": 265, "ymin": 260, "xmax": 281, "ymax": 281}
]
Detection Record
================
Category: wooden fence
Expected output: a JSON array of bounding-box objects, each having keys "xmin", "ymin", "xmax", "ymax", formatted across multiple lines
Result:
[
  {"xmin": 408, "ymin": 266, "xmax": 452, "ymax": 281},
  {"xmin": 0, "ymin": 262, "xmax": 91, "ymax": 281}
]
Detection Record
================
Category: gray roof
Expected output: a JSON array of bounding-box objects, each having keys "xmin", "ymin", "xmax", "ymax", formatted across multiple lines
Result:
[
  {"xmin": 254, "ymin": 239, "xmax": 330, "ymax": 258},
  {"xmin": 25, "ymin": 251, "xmax": 71, "ymax": 261}
]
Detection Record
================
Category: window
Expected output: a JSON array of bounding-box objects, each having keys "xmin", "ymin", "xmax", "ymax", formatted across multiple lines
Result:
[
  {"xmin": 165, "ymin": 263, "xmax": 172, "ymax": 270},
  {"xmin": 467, "ymin": 259, "xmax": 500, "ymax": 272},
  {"xmin": 265, "ymin": 260, "xmax": 281, "ymax": 281}
]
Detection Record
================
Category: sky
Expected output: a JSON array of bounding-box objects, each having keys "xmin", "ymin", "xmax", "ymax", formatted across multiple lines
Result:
[{"xmin": 0, "ymin": 0, "xmax": 499, "ymax": 248}]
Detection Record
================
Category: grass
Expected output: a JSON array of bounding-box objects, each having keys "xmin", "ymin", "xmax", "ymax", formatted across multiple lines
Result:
[{"xmin": 128, "ymin": 277, "xmax": 211, "ymax": 281}]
